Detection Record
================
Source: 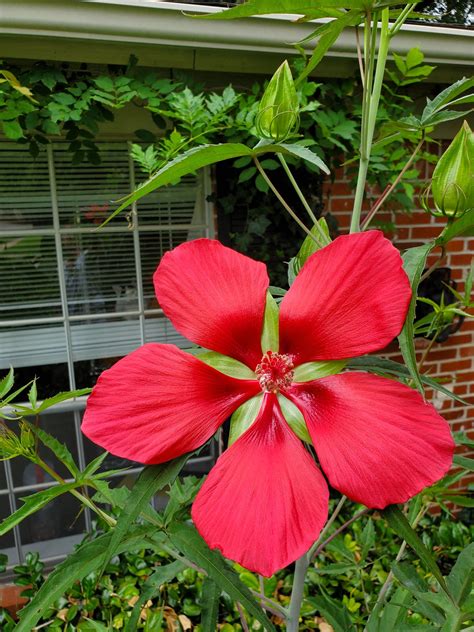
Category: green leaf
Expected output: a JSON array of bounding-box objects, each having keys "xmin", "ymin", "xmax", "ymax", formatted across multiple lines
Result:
[
  {"xmin": 295, "ymin": 10, "xmax": 362, "ymax": 84},
  {"xmin": 261, "ymin": 292, "xmax": 279, "ymax": 353},
  {"xmin": 17, "ymin": 525, "xmax": 162, "ymax": 632},
  {"xmin": 366, "ymin": 586, "xmax": 412, "ymax": 632},
  {"xmin": 305, "ymin": 594, "xmax": 355, "ymax": 632},
  {"xmin": 398, "ymin": 243, "xmax": 433, "ymax": 395},
  {"xmin": 229, "ymin": 394, "xmax": 263, "ymax": 446},
  {"xmin": 27, "ymin": 381, "xmax": 37, "ymax": 409},
  {"xmin": 360, "ymin": 518, "xmax": 375, "ymax": 558},
  {"xmin": 453, "ymin": 455, "xmax": 474, "ymax": 471},
  {"xmin": 392, "ymin": 563, "xmax": 448, "ymax": 624},
  {"xmin": 437, "ymin": 209, "xmax": 474, "ymax": 245},
  {"xmin": 200, "ymin": 578, "xmax": 221, "ymax": 632},
  {"xmin": 421, "ymin": 78, "xmax": 474, "ymax": 126},
  {"xmin": 0, "ymin": 482, "xmax": 82, "ymax": 536},
  {"xmin": 0, "ymin": 368, "xmax": 14, "ymax": 399},
  {"xmin": 99, "ymin": 455, "xmax": 190, "ymax": 576},
  {"xmin": 383, "ymin": 505, "xmax": 450, "ymax": 597},
  {"xmin": 293, "ymin": 360, "xmax": 346, "ymax": 382},
  {"xmin": 2, "ymin": 120, "xmax": 24, "ymax": 140},
  {"xmin": 277, "ymin": 143, "xmax": 330, "ymax": 173},
  {"xmin": 24, "ymin": 422, "xmax": 80, "ymax": 478},
  {"xmin": 447, "ymin": 543, "xmax": 474, "ymax": 607},
  {"xmin": 347, "ymin": 355, "xmax": 468, "ymax": 405},
  {"xmin": 104, "ymin": 143, "xmax": 255, "ymax": 225},
  {"xmin": 80, "ymin": 451, "xmax": 109, "ymax": 479},
  {"xmin": 288, "ymin": 217, "xmax": 331, "ymax": 284},
  {"xmin": 168, "ymin": 522, "xmax": 276, "ymax": 632},
  {"xmin": 35, "ymin": 388, "xmax": 91, "ymax": 413},
  {"xmin": 441, "ymin": 495, "xmax": 474, "ymax": 507},
  {"xmin": 193, "ymin": 1, "xmax": 365, "ymax": 20},
  {"xmin": 278, "ymin": 394, "xmax": 312, "ymax": 444},
  {"xmin": 125, "ymin": 560, "xmax": 186, "ymax": 632},
  {"xmin": 197, "ymin": 351, "xmax": 255, "ymax": 379}
]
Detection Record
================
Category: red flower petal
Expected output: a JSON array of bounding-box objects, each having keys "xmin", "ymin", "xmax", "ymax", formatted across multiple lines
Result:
[
  {"xmin": 288, "ymin": 372, "xmax": 454, "ymax": 508},
  {"xmin": 154, "ymin": 239, "xmax": 269, "ymax": 369},
  {"xmin": 192, "ymin": 393, "xmax": 329, "ymax": 576},
  {"xmin": 82, "ymin": 344, "xmax": 259, "ymax": 464},
  {"xmin": 279, "ymin": 231, "xmax": 411, "ymax": 364}
]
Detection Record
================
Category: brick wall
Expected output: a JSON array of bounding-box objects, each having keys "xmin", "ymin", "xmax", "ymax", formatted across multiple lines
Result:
[{"xmin": 323, "ymin": 150, "xmax": 474, "ymax": 492}]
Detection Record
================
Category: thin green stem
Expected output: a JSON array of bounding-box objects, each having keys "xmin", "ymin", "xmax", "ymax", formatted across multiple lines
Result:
[
  {"xmin": 34, "ymin": 456, "xmax": 116, "ymax": 527},
  {"xmin": 308, "ymin": 495, "xmax": 347, "ymax": 560},
  {"xmin": 390, "ymin": 3, "xmax": 417, "ymax": 36},
  {"xmin": 351, "ymin": 9, "xmax": 390, "ymax": 234},
  {"xmin": 362, "ymin": 137, "xmax": 424, "ymax": 229},
  {"xmin": 277, "ymin": 153, "xmax": 330, "ymax": 245},
  {"xmin": 287, "ymin": 553, "xmax": 309, "ymax": 632},
  {"xmin": 311, "ymin": 508, "xmax": 370, "ymax": 561},
  {"xmin": 253, "ymin": 157, "xmax": 318, "ymax": 244}
]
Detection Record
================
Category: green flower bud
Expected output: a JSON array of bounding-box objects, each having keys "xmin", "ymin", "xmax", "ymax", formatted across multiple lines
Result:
[
  {"xmin": 431, "ymin": 121, "xmax": 474, "ymax": 218},
  {"xmin": 255, "ymin": 60, "xmax": 299, "ymax": 142},
  {"xmin": 20, "ymin": 421, "xmax": 35, "ymax": 452},
  {"xmin": 0, "ymin": 422, "xmax": 23, "ymax": 460}
]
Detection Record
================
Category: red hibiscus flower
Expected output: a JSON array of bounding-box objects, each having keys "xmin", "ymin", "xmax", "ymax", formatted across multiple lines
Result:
[{"xmin": 82, "ymin": 231, "xmax": 454, "ymax": 577}]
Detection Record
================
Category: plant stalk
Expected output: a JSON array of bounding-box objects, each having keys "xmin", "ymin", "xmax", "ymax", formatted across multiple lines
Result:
[
  {"xmin": 253, "ymin": 156, "xmax": 319, "ymax": 244},
  {"xmin": 286, "ymin": 553, "xmax": 310, "ymax": 632},
  {"xmin": 351, "ymin": 9, "xmax": 391, "ymax": 234}
]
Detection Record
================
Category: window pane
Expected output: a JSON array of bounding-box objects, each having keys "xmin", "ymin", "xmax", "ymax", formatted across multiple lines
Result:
[
  {"xmin": 135, "ymin": 173, "xmax": 203, "ymax": 225},
  {"xmin": 55, "ymin": 144, "xmax": 130, "ymax": 228},
  {"xmin": 0, "ymin": 145, "xmax": 52, "ymax": 228},
  {"xmin": 0, "ymin": 326, "xmax": 68, "ymax": 372},
  {"xmin": 0, "ymin": 234, "xmax": 61, "ymax": 322}
]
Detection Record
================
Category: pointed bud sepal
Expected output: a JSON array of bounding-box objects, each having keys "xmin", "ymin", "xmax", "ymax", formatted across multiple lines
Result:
[
  {"xmin": 429, "ymin": 121, "xmax": 474, "ymax": 219},
  {"xmin": 255, "ymin": 60, "xmax": 299, "ymax": 143}
]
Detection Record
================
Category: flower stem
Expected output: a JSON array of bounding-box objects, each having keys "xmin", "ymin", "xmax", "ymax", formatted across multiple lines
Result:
[
  {"xmin": 351, "ymin": 9, "xmax": 390, "ymax": 234},
  {"xmin": 277, "ymin": 154, "xmax": 330, "ymax": 246},
  {"xmin": 253, "ymin": 156, "xmax": 319, "ymax": 245},
  {"xmin": 287, "ymin": 553, "xmax": 309, "ymax": 632},
  {"xmin": 362, "ymin": 137, "xmax": 424, "ymax": 229},
  {"xmin": 307, "ymin": 495, "xmax": 347, "ymax": 560},
  {"xmin": 34, "ymin": 456, "xmax": 116, "ymax": 527},
  {"xmin": 311, "ymin": 508, "xmax": 370, "ymax": 561}
]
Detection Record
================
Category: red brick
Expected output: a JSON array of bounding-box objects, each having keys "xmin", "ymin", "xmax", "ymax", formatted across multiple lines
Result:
[
  {"xmin": 460, "ymin": 346, "xmax": 474, "ymax": 358},
  {"xmin": 410, "ymin": 226, "xmax": 444, "ymax": 239},
  {"xmin": 438, "ymin": 360, "xmax": 471, "ymax": 372}
]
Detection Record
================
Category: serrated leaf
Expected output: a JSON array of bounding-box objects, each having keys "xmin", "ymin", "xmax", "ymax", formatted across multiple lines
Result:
[
  {"xmin": 24, "ymin": 422, "xmax": 80, "ymax": 478},
  {"xmin": 447, "ymin": 543, "xmax": 474, "ymax": 607},
  {"xmin": 383, "ymin": 505, "xmax": 450, "ymax": 597},
  {"xmin": 168, "ymin": 522, "xmax": 276, "ymax": 632},
  {"xmin": 99, "ymin": 454, "xmax": 190, "ymax": 576},
  {"xmin": 27, "ymin": 381, "xmax": 37, "ymax": 408},
  {"xmin": 16, "ymin": 525, "xmax": 163, "ymax": 631},
  {"xmin": 80, "ymin": 451, "xmax": 109, "ymax": 479},
  {"xmin": 279, "ymin": 143, "xmax": 330, "ymax": 173},
  {"xmin": 0, "ymin": 368, "xmax": 14, "ymax": 399},
  {"xmin": 125, "ymin": 560, "xmax": 186, "ymax": 632},
  {"xmin": 261, "ymin": 292, "xmax": 279, "ymax": 353},
  {"xmin": 421, "ymin": 77, "xmax": 474, "ymax": 125},
  {"xmin": 0, "ymin": 482, "xmax": 82, "ymax": 537},
  {"xmin": 347, "ymin": 356, "xmax": 468, "ymax": 405},
  {"xmin": 229, "ymin": 394, "xmax": 263, "ymax": 446},
  {"xmin": 200, "ymin": 578, "xmax": 221, "ymax": 632},
  {"xmin": 398, "ymin": 243, "xmax": 433, "ymax": 395}
]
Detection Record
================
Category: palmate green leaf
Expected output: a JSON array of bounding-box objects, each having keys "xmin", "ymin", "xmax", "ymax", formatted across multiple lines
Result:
[
  {"xmin": 124, "ymin": 560, "xmax": 186, "ymax": 632},
  {"xmin": 347, "ymin": 355, "xmax": 468, "ymax": 405},
  {"xmin": 398, "ymin": 243, "xmax": 433, "ymax": 395},
  {"xmin": 437, "ymin": 209, "xmax": 474, "ymax": 245},
  {"xmin": 0, "ymin": 482, "xmax": 83, "ymax": 537},
  {"xmin": 0, "ymin": 368, "xmax": 14, "ymax": 399},
  {"xmin": 17, "ymin": 525, "xmax": 164, "ymax": 632},
  {"xmin": 99, "ymin": 454, "xmax": 190, "ymax": 576},
  {"xmin": 106, "ymin": 142, "xmax": 319, "ymax": 225},
  {"xmin": 447, "ymin": 543, "xmax": 474, "ymax": 607},
  {"xmin": 383, "ymin": 505, "xmax": 450, "ymax": 597},
  {"xmin": 200, "ymin": 577, "xmax": 221, "ymax": 632},
  {"xmin": 392, "ymin": 563, "xmax": 449, "ymax": 625},
  {"xmin": 168, "ymin": 522, "xmax": 276, "ymax": 632},
  {"xmin": 24, "ymin": 421, "xmax": 80, "ymax": 478},
  {"xmin": 421, "ymin": 77, "xmax": 474, "ymax": 126}
]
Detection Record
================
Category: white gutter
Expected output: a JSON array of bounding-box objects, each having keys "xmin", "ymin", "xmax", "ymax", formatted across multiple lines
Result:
[{"xmin": 0, "ymin": 1, "xmax": 472, "ymax": 73}]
